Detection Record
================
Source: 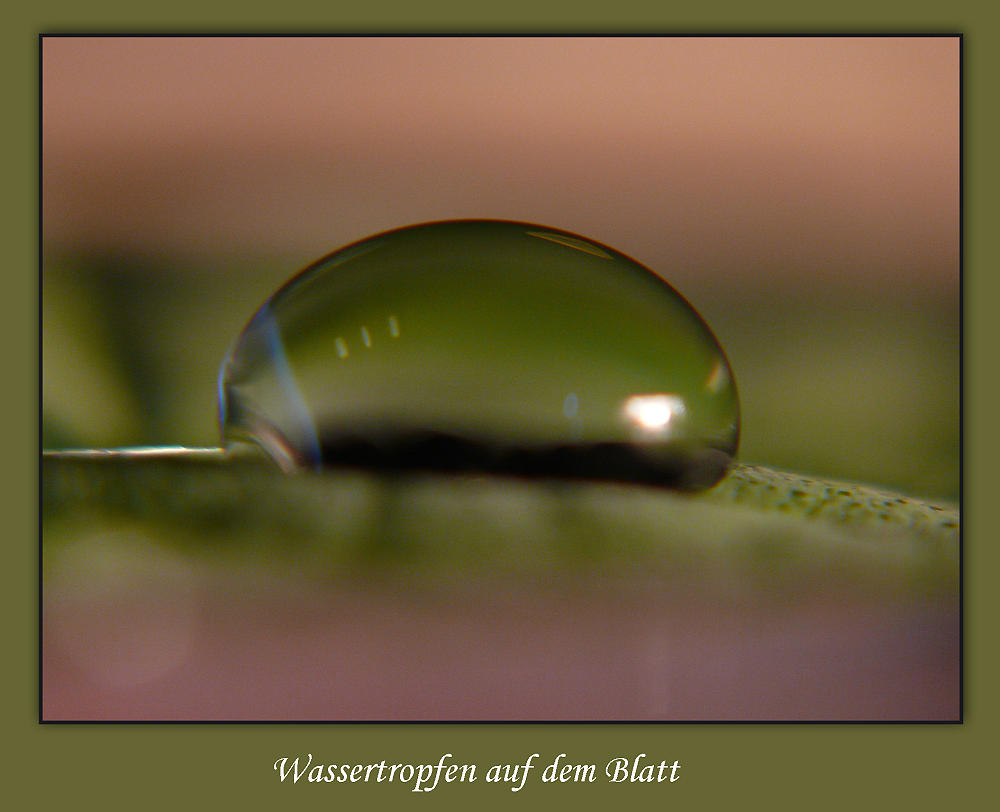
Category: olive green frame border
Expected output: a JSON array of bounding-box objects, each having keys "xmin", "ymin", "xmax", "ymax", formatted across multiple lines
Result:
[{"xmin": 12, "ymin": 6, "xmax": 990, "ymax": 810}]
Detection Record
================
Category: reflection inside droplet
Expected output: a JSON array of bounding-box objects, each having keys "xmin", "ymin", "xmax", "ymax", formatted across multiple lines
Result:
[
  {"xmin": 219, "ymin": 220, "xmax": 739, "ymax": 490},
  {"xmin": 563, "ymin": 392, "xmax": 579, "ymax": 420},
  {"xmin": 623, "ymin": 393, "xmax": 687, "ymax": 435}
]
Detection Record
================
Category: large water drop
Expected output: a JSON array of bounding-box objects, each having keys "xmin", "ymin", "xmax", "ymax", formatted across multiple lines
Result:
[{"xmin": 219, "ymin": 220, "xmax": 739, "ymax": 490}]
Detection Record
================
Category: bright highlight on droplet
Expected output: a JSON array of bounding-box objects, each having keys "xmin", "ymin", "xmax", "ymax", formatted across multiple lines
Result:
[
  {"xmin": 218, "ymin": 220, "xmax": 739, "ymax": 490},
  {"xmin": 622, "ymin": 393, "xmax": 686, "ymax": 434},
  {"xmin": 705, "ymin": 358, "xmax": 729, "ymax": 392}
]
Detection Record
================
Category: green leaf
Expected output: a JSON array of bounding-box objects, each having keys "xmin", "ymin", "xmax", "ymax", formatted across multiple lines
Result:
[{"xmin": 42, "ymin": 454, "xmax": 957, "ymax": 603}]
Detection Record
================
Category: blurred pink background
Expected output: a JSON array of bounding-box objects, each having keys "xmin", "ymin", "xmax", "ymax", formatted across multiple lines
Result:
[{"xmin": 42, "ymin": 36, "xmax": 958, "ymax": 288}]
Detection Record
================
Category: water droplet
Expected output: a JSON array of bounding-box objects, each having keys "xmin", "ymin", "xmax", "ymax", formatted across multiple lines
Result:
[{"xmin": 219, "ymin": 220, "xmax": 739, "ymax": 490}]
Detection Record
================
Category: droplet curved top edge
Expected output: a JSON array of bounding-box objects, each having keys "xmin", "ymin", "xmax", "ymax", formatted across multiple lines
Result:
[{"xmin": 218, "ymin": 219, "xmax": 740, "ymax": 490}]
